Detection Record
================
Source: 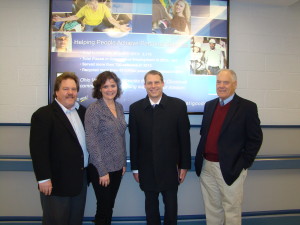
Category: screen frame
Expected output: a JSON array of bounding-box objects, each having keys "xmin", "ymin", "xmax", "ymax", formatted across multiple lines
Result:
[{"xmin": 48, "ymin": 0, "xmax": 230, "ymax": 115}]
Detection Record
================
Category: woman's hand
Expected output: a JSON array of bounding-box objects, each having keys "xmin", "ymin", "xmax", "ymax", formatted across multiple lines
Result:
[
  {"xmin": 99, "ymin": 174, "xmax": 110, "ymax": 187},
  {"xmin": 122, "ymin": 167, "xmax": 126, "ymax": 176}
]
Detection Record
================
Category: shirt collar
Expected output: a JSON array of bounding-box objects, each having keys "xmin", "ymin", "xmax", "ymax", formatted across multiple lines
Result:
[
  {"xmin": 149, "ymin": 97, "xmax": 162, "ymax": 106},
  {"xmin": 55, "ymin": 98, "xmax": 79, "ymax": 113},
  {"xmin": 220, "ymin": 93, "xmax": 235, "ymax": 105}
]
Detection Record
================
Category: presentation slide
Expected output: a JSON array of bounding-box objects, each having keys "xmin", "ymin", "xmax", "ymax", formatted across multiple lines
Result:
[{"xmin": 49, "ymin": 0, "xmax": 228, "ymax": 113}]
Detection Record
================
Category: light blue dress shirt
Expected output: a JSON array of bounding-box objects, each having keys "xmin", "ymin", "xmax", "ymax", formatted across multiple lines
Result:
[
  {"xmin": 56, "ymin": 99, "xmax": 89, "ymax": 168},
  {"xmin": 220, "ymin": 93, "xmax": 235, "ymax": 105}
]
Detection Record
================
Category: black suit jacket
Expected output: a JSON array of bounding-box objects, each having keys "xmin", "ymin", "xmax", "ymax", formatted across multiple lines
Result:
[
  {"xmin": 129, "ymin": 93, "xmax": 191, "ymax": 192},
  {"xmin": 30, "ymin": 101, "xmax": 86, "ymax": 196},
  {"xmin": 195, "ymin": 94, "xmax": 263, "ymax": 185}
]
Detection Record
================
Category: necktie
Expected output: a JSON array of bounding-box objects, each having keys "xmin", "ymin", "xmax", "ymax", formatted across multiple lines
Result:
[
  {"xmin": 152, "ymin": 104, "xmax": 156, "ymax": 108},
  {"xmin": 220, "ymin": 100, "xmax": 224, "ymax": 106}
]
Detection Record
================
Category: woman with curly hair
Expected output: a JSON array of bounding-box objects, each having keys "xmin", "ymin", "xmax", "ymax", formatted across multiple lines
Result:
[
  {"xmin": 170, "ymin": 0, "xmax": 191, "ymax": 35},
  {"xmin": 157, "ymin": 0, "xmax": 191, "ymax": 35}
]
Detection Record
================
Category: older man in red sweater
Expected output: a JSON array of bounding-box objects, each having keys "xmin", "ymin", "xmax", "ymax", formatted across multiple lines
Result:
[{"xmin": 195, "ymin": 69, "xmax": 263, "ymax": 225}]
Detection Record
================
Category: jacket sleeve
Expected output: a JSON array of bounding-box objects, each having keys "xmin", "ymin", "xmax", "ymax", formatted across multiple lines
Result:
[
  {"xmin": 177, "ymin": 102, "xmax": 191, "ymax": 169},
  {"xmin": 242, "ymin": 102, "xmax": 263, "ymax": 169},
  {"xmin": 128, "ymin": 104, "xmax": 139, "ymax": 170},
  {"xmin": 29, "ymin": 109, "xmax": 52, "ymax": 182}
]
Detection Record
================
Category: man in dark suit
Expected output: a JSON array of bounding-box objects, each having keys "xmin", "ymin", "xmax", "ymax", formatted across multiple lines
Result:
[
  {"xmin": 195, "ymin": 69, "xmax": 263, "ymax": 225},
  {"xmin": 30, "ymin": 72, "xmax": 89, "ymax": 225},
  {"xmin": 129, "ymin": 70, "xmax": 191, "ymax": 225}
]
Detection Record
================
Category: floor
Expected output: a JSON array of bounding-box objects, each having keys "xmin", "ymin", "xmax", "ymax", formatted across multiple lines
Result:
[{"xmin": 0, "ymin": 215, "xmax": 300, "ymax": 225}]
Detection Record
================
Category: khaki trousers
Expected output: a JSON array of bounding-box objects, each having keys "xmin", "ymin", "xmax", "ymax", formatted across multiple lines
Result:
[{"xmin": 200, "ymin": 159, "xmax": 247, "ymax": 225}]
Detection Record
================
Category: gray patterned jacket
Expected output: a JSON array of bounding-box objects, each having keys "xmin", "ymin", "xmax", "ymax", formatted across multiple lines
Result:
[{"xmin": 85, "ymin": 98, "xmax": 127, "ymax": 177}]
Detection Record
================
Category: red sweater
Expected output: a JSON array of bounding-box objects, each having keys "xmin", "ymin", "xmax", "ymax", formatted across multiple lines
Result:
[{"xmin": 204, "ymin": 102, "xmax": 231, "ymax": 162}]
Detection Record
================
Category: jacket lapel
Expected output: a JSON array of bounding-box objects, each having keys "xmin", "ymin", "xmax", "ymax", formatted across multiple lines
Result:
[
  {"xmin": 220, "ymin": 94, "xmax": 240, "ymax": 135},
  {"xmin": 99, "ymin": 98, "xmax": 123, "ymax": 134},
  {"xmin": 76, "ymin": 106, "xmax": 85, "ymax": 126},
  {"xmin": 51, "ymin": 101, "xmax": 78, "ymax": 141},
  {"xmin": 206, "ymin": 98, "xmax": 219, "ymax": 127},
  {"xmin": 142, "ymin": 95, "xmax": 152, "ymax": 110}
]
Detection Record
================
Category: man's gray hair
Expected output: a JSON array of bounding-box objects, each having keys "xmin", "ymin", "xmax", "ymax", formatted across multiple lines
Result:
[{"xmin": 218, "ymin": 69, "xmax": 237, "ymax": 81}]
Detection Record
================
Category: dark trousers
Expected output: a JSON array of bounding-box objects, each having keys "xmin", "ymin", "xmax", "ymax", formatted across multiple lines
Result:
[
  {"xmin": 208, "ymin": 66, "xmax": 220, "ymax": 75},
  {"xmin": 89, "ymin": 164, "xmax": 123, "ymax": 225},
  {"xmin": 144, "ymin": 187, "xmax": 178, "ymax": 225},
  {"xmin": 40, "ymin": 171, "xmax": 87, "ymax": 225}
]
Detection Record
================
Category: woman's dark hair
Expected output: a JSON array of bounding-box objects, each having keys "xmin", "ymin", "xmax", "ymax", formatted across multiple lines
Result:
[{"xmin": 92, "ymin": 71, "xmax": 122, "ymax": 99}]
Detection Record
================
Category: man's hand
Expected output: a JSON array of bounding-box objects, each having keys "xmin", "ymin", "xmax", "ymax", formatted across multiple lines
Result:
[
  {"xmin": 178, "ymin": 169, "xmax": 188, "ymax": 183},
  {"xmin": 38, "ymin": 180, "xmax": 53, "ymax": 196},
  {"xmin": 133, "ymin": 173, "xmax": 139, "ymax": 183}
]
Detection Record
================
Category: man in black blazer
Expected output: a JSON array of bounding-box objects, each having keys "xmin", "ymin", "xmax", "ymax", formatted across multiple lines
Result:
[
  {"xmin": 195, "ymin": 69, "xmax": 263, "ymax": 225},
  {"xmin": 30, "ymin": 72, "xmax": 89, "ymax": 225},
  {"xmin": 129, "ymin": 70, "xmax": 191, "ymax": 225}
]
